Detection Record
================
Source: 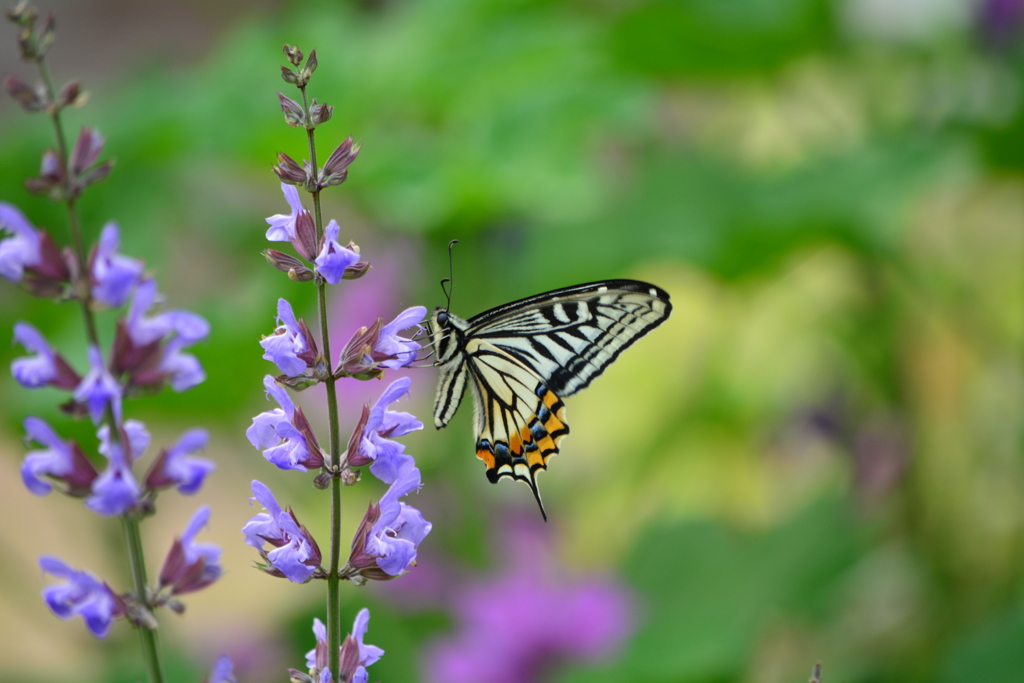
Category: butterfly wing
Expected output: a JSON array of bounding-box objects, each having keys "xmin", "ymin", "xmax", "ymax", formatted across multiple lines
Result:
[
  {"xmin": 434, "ymin": 279, "xmax": 672, "ymax": 518},
  {"xmin": 466, "ymin": 280, "xmax": 673, "ymax": 397}
]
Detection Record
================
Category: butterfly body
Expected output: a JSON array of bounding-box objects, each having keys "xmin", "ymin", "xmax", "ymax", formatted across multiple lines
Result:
[{"xmin": 431, "ymin": 279, "xmax": 672, "ymax": 519}]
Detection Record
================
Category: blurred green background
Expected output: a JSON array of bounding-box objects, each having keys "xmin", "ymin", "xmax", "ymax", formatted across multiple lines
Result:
[{"xmin": 1, "ymin": 0, "xmax": 1023, "ymax": 681}]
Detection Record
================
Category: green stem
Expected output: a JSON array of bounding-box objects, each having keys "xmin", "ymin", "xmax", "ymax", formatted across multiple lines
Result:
[
  {"xmin": 123, "ymin": 517, "xmax": 164, "ymax": 683},
  {"xmin": 301, "ymin": 83, "xmax": 344, "ymax": 681},
  {"xmin": 37, "ymin": 55, "xmax": 164, "ymax": 683}
]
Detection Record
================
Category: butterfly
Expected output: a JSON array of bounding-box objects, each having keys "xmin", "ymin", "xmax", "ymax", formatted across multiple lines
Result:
[{"xmin": 429, "ymin": 279, "xmax": 672, "ymax": 519}]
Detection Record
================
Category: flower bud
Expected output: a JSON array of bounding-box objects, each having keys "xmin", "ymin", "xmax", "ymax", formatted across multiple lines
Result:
[
  {"xmin": 3, "ymin": 75, "xmax": 45, "ymax": 112},
  {"xmin": 342, "ymin": 261, "xmax": 370, "ymax": 280},
  {"xmin": 280, "ymin": 66, "xmax": 299, "ymax": 85},
  {"xmin": 57, "ymin": 80, "xmax": 87, "ymax": 109},
  {"xmin": 292, "ymin": 209, "xmax": 318, "ymax": 261},
  {"xmin": 320, "ymin": 137, "xmax": 359, "ymax": 187},
  {"xmin": 70, "ymin": 127, "xmax": 105, "ymax": 176},
  {"xmin": 304, "ymin": 49, "xmax": 318, "ymax": 75},
  {"xmin": 37, "ymin": 11, "xmax": 55, "ymax": 56},
  {"xmin": 278, "ymin": 92, "xmax": 305, "ymax": 127},
  {"xmin": 283, "ymin": 44, "xmax": 303, "ymax": 67},
  {"xmin": 309, "ymin": 100, "xmax": 333, "ymax": 127},
  {"xmin": 263, "ymin": 249, "xmax": 314, "ymax": 281},
  {"xmin": 273, "ymin": 151, "xmax": 306, "ymax": 185},
  {"xmin": 5, "ymin": 2, "xmax": 38, "ymax": 26},
  {"xmin": 313, "ymin": 471, "xmax": 333, "ymax": 490},
  {"xmin": 341, "ymin": 467, "xmax": 360, "ymax": 486}
]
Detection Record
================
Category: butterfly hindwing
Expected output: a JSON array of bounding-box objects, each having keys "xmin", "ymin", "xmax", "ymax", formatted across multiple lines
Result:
[{"xmin": 431, "ymin": 279, "xmax": 671, "ymax": 518}]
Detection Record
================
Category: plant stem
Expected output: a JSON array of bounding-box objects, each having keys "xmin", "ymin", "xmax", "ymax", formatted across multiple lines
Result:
[
  {"xmin": 38, "ymin": 56, "xmax": 164, "ymax": 683},
  {"xmin": 301, "ymin": 83, "xmax": 344, "ymax": 681},
  {"xmin": 123, "ymin": 517, "xmax": 165, "ymax": 683}
]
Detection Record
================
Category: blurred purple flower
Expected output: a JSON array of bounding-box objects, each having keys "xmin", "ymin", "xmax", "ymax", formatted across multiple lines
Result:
[
  {"xmin": 21, "ymin": 416, "xmax": 98, "ymax": 496},
  {"xmin": 11, "ymin": 322, "xmax": 80, "ymax": 389},
  {"xmin": 242, "ymin": 480, "xmax": 322, "ymax": 583},
  {"xmin": 305, "ymin": 610, "xmax": 384, "ymax": 683},
  {"xmin": 126, "ymin": 279, "xmax": 209, "ymax": 346},
  {"xmin": 376, "ymin": 306, "xmax": 427, "ymax": 369},
  {"xmin": 346, "ymin": 377, "xmax": 423, "ymax": 484},
  {"xmin": 348, "ymin": 459, "xmax": 431, "ymax": 580},
  {"xmin": 0, "ymin": 203, "xmax": 71, "ymax": 296},
  {"xmin": 90, "ymin": 222, "xmax": 143, "ymax": 308},
  {"xmin": 145, "ymin": 428, "xmax": 215, "ymax": 494},
  {"xmin": 247, "ymin": 374, "xmax": 323, "ymax": 471},
  {"xmin": 85, "ymin": 423, "xmax": 142, "ymax": 517},
  {"xmin": 204, "ymin": 656, "xmax": 236, "ymax": 683},
  {"xmin": 981, "ymin": 0, "xmax": 1024, "ymax": 46},
  {"xmin": 260, "ymin": 298, "xmax": 316, "ymax": 378},
  {"xmin": 159, "ymin": 506, "xmax": 223, "ymax": 596},
  {"xmin": 74, "ymin": 345, "xmax": 122, "ymax": 424},
  {"xmin": 314, "ymin": 220, "xmax": 360, "ymax": 285},
  {"xmin": 39, "ymin": 556, "xmax": 125, "ymax": 638},
  {"xmin": 423, "ymin": 519, "xmax": 634, "ymax": 683},
  {"xmin": 265, "ymin": 183, "xmax": 304, "ymax": 242},
  {"xmin": 0, "ymin": 202, "xmax": 41, "ymax": 281}
]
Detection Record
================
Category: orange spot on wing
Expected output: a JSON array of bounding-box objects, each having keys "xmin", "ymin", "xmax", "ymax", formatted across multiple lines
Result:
[{"xmin": 476, "ymin": 447, "xmax": 495, "ymax": 470}]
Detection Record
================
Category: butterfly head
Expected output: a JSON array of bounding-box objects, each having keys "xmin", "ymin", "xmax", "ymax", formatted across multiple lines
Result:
[{"xmin": 429, "ymin": 306, "xmax": 468, "ymax": 366}]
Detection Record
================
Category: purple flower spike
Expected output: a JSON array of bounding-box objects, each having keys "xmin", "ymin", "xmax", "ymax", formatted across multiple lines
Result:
[
  {"xmin": 247, "ymin": 375, "xmax": 323, "ymax": 471},
  {"xmin": 145, "ymin": 428, "xmax": 215, "ymax": 494},
  {"xmin": 266, "ymin": 183, "xmax": 305, "ymax": 242},
  {"xmin": 11, "ymin": 322, "xmax": 80, "ymax": 389},
  {"xmin": 159, "ymin": 506, "xmax": 223, "ymax": 596},
  {"xmin": 39, "ymin": 556, "xmax": 125, "ymax": 638},
  {"xmin": 204, "ymin": 656, "xmax": 236, "ymax": 683},
  {"xmin": 242, "ymin": 480, "xmax": 322, "ymax": 583},
  {"xmin": 90, "ymin": 222, "xmax": 143, "ymax": 308},
  {"xmin": 21, "ymin": 416, "xmax": 99, "ymax": 496},
  {"xmin": 314, "ymin": 220, "xmax": 360, "ymax": 285},
  {"xmin": 260, "ymin": 298, "xmax": 316, "ymax": 378},
  {"xmin": 74, "ymin": 345, "xmax": 122, "ymax": 424},
  {"xmin": 347, "ymin": 377, "xmax": 424, "ymax": 484},
  {"xmin": 85, "ymin": 424, "xmax": 141, "ymax": 517},
  {"xmin": 375, "ymin": 306, "xmax": 427, "ymax": 369},
  {"xmin": 0, "ymin": 202, "xmax": 41, "ymax": 281}
]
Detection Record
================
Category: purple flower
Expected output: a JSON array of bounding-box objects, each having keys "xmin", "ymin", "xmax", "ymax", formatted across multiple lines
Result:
[
  {"xmin": 375, "ymin": 307, "xmax": 426, "ymax": 369},
  {"xmin": 39, "ymin": 556, "xmax": 125, "ymax": 638},
  {"xmin": 90, "ymin": 222, "xmax": 143, "ymax": 308},
  {"xmin": 0, "ymin": 202, "xmax": 41, "ymax": 281},
  {"xmin": 242, "ymin": 480, "xmax": 322, "ymax": 583},
  {"xmin": 0, "ymin": 203, "xmax": 69, "ymax": 296},
  {"xmin": 11, "ymin": 322, "xmax": 80, "ymax": 389},
  {"xmin": 85, "ymin": 423, "xmax": 142, "ymax": 516},
  {"xmin": 347, "ymin": 377, "xmax": 423, "ymax": 484},
  {"xmin": 74, "ymin": 345, "xmax": 122, "ymax": 424},
  {"xmin": 305, "ymin": 610, "xmax": 383, "ymax": 683},
  {"xmin": 246, "ymin": 375, "xmax": 323, "ymax": 471},
  {"xmin": 159, "ymin": 336, "xmax": 207, "ymax": 391},
  {"xmin": 159, "ymin": 506, "xmax": 223, "ymax": 596},
  {"xmin": 21, "ymin": 416, "xmax": 98, "ymax": 496},
  {"xmin": 145, "ymin": 428, "xmax": 215, "ymax": 494},
  {"xmin": 260, "ymin": 298, "xmax": 316, "ymax": 378},
  {"xmin": 126, "ymin": 279, "xmax": 209, "ymax": 346},
  {"xmin": 204, "ymin": 656, "xmax": 236, "ymax": 683},
  {"xmin": 423, "ymin": 521, "xmax": 634, "ymax": 683},
  {"xmin": 348, "ymin": 460, "xmax": 431, "ymax": 580},
  {"xmin": 265, "ymin": 183, "xmax": 304, "ymax": 242},
  {"xmin": 314, "ymin": 220, "xmax": 360, "ymax": 285}
]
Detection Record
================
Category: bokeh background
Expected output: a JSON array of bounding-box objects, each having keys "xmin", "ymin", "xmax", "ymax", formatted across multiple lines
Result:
[{"xmin": 2, "ymin": 0, "xmax": 1023, "ymax": 681}]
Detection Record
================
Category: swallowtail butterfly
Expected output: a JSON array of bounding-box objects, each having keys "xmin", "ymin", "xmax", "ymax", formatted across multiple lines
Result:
[{"xmin": 430, "ymin": 280, "xmax": 672, "ymax": 519}]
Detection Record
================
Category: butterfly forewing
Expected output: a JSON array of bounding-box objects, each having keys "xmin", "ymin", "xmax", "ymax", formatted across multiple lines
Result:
[{"xmin": 432, "ymin": 279, "xmax": 671, "ymax": 518}]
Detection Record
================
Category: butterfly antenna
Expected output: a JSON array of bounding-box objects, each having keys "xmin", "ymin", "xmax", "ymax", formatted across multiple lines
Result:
[{"xmin": 440, "ymin": 239, "xmax": 458, "ymax": 310}]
